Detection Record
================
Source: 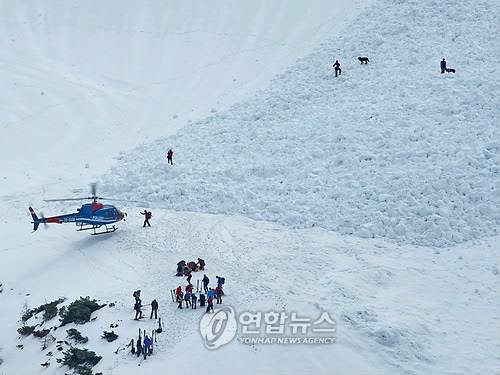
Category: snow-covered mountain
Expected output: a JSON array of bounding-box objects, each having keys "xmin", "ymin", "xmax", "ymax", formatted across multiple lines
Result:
[{"xmin": 1, "ymin": 0, "xmax": 499, "ymax": 374}]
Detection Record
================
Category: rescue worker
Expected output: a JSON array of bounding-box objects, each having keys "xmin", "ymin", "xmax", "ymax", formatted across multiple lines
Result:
[
  {"xmin": 202, "ymin": 274, "xmax": 210, "ymax": 294},
  {"xmin": 440, "ymin": 58, "xmax": 447, "ymax": 74},
  {"xmin": 333, "ymin": 60, "xmax": 342, "ymax": 77},
  {"xmin": 141, "ymin": 210, "xmax": 152, "ymax": 227},
  {"xmin": 167, "ymin": 149, "xmax": 174, "ymax": 165},
  {"xmin": 150, "ymin": 299, "xmax": 159, "ymax": 319}
]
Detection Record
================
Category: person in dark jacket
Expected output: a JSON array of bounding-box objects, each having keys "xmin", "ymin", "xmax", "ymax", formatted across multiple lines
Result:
[
  {"xmin": 202, "ymin": 274, "xmax": 210, "ymax": 293},
  {"xmin": 215, "ymin": 285, "xmax": 223, "ymax": 304},
  {"xmin": 186, "ymin": 271, "xmax": 192, "ymax": 285},
  {"xmin": 184, "ymin": 292, "xmax": 191, "ymax": 308},
  {"xmin": 134, "ymin": 300, "xmax": 143, "ymax": 320},
  {"xmin": 440, "ymin": 58, "xmax": 447, "ymax": 74},
  {"xmin": 197, "ymin": 258, "xmax": 206, "ymax": 270},
  {"xmin": 199, "ymin": 293, "xmax": 206, "ymax": 307},
  {"xmin": 191, "ymin": 293, "xmax": 198, "ymax": 309},
  {"xmin": 167, "ymin": 149, "xmax": 174, "ymax": 165},
  {"xmin": 333, "ymin": 60, "xmax": 342, "ymax": 77},
  {"xmin": 141, "ymin": 210, "xmax": 152, "ymax": 227},
  {"xmin": 150, "ymin": 299, "xmax": 159, "ymax": 319}
]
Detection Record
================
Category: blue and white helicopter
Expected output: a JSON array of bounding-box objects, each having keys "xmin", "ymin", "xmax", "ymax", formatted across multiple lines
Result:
[{"xmin": 29, "ymin": 183, "xmax": 130, "ymax": 235}]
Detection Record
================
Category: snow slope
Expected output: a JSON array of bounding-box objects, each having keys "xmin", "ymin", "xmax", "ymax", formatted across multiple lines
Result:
[
  {"xmin": 1, "ymin": 0, "xmax": 499, "ymax": 374},
  {"xmin": 1, "ymin": 205, "xmax": 499, "ymax": 375},
  {"xmin": 0, "ymin": 0, "xmax": 364, "ymax": 193},
  {"xmin": 103, "ymin": 0, "xmax": 500, "ymax": 247}
]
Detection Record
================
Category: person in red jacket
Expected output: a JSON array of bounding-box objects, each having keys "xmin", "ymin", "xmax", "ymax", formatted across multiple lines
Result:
[
  {"xmin": 175, "ymin": 286, "xmax": 183, "ymax": 298},
  {"xmin": 167, "ymin": 149, "xmax": 174, "ymax": 165},
  {"xmin": 206, "ymin": 295, "xmax": 214, "ymax": 313}
]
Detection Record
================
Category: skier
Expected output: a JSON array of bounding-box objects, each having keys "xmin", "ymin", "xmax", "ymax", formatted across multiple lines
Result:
[
  {"xmin": 167, "ymin": 149, "xmax": 174, "ymax": 165},
  {"xmin": 215, "ymin": 285, "xmax": 223, "ymax": 304},
  {"xmin": 199, "ymin": 293, "xmax": 206, "ymax": 307},
  {"xmin": 141, "ymin": 210, "xmax": 152, "ymax": 227},
  {"xmin": 184, "ymin": 291, "xmax": 191, "ymax": 308},
  {"xmin": 202, "ymin": 274, "xmax": 210, "ymax": 293},
  {"xmin": 150, "ymin": 299, "xmax": 159, "ymax": 319},
  {"xmin": 333, "ymin": 60, "xmax": 342, "ymax": 77},
  {"xmin": 143, "ymin": 336, "xmax": 153, "ymax": 359},
  {"xmin": 440, "ymin": 58, "xmax": 447, "ymax": 74},
  {"xmin": 197, "ymin": 258, "xmax": 206, "ymax": 270},
  {"xmin": 206, "ymin": 295, "xmax": 214, "ymax": 313},
  {"xmin": 191, "ymin": 293, "xmax": 198, "ymax": 309}
]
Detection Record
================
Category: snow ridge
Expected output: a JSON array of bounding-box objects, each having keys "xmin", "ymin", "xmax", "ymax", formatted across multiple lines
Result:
[{"xmin": 103, "ymin": 0, "xmax": 500, "ymax": 247}]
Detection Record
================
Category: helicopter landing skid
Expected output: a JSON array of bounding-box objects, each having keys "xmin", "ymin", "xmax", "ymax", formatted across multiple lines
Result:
[{"xmin": 77, "ymin": 224, "xmax": 118, "ymax": 235}]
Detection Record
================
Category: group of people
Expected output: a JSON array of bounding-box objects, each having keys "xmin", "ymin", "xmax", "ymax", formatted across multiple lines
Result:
[
  {"xmin": 175, "ymin": 274, "xmax": 225, "ymax": 313},
  {"xmin": 133, "ymin": 289, "xmax": 159, "ymax": 320},
  {"xmin": 175, "ymin": 258, "xmax": 206, "ymax": 282}
]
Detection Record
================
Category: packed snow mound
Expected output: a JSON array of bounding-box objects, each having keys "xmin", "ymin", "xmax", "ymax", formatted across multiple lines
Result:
[{"xmin": 103, "ymin": 0, "xmax": 500, "ymax": 247}]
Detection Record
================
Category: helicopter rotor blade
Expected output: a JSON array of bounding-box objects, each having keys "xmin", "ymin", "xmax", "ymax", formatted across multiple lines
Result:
[
  {"xmin": 99, "ymin": 197, "xmax": 151, "ymax": 205},
  {"xmin": 44, "ymin": 197, "xmax": 92, "ymax": 202}
]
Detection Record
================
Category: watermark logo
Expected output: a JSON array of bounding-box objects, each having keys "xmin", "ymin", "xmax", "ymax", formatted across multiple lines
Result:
[
  {"xmin": 199, "ymin": 306, "xmax": 238, "ymax": 349},
  {"xmin": 199, "ymin": 308, "xmax": 336, "ymax": 350}
]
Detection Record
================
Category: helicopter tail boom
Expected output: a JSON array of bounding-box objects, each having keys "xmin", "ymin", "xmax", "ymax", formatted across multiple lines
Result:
[{"xmin": 29, "ymin": 207, "xmax": 42, "ymax": 231}]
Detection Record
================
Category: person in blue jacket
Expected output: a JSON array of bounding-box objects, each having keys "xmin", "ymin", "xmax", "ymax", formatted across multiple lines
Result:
[
  {"xmin": 184, "ymin": 291, "xmax": 191, "ymax": 308},
  {"xmin": 143, "ymin": 336, "xmax": 153, "ymax": 359},
  {"xmin": 207, "ymin": 288, "xmax": 215, "ymax": 299}
]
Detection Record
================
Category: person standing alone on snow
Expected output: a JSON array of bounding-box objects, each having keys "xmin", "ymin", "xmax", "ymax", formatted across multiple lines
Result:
[
  {"xmin": 202, "ymin": 274, "xmax": 210, "ymax": 294},
  {"xmin": 150, "ymin": 299, "xmax": 159, "ymax": 319},
  {"xmin": 141, "ymin": 210, "xmax": 151, "ymax": 227},
  {"xmin": 440, "ymin": 58, "xmax": 447, "ymax": 74},
  {"xmin": 333, "ymin": 60, "xmax": 342, "ymax": 77},
  {"xmin": 167, "ymin": 149, "xmax": 174, "ymax": 165}
]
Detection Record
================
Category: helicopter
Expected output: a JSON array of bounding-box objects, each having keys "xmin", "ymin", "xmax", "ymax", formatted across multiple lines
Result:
[{"xmin": 29, "ymin": 183, "xmax": 129, "ymax": 235}]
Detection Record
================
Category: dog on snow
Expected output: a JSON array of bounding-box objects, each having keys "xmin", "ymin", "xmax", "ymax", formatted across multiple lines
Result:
[{"xmin": 358, "ymin": 56, "xmax": 369, "ymax": 64}]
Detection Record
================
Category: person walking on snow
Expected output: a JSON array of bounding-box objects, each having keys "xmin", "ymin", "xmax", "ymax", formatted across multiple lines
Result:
[
  {"xmin": 167, "ymin": 149, "xmax": 174, "ymax": 165},
  {"xmin": 141, "ymin": 210, "xmax": 152, "ymax": 227},
  {"xmin": 150, "ymin": 299, "xmax": 159, "ymax": 319},
  {"xmin": 202, "ymin": 274, "xmax": 210, "ymax": 294},
  {"xmin": 333, "ymin": 60, "xmax": 342, "ymax": 77}
]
